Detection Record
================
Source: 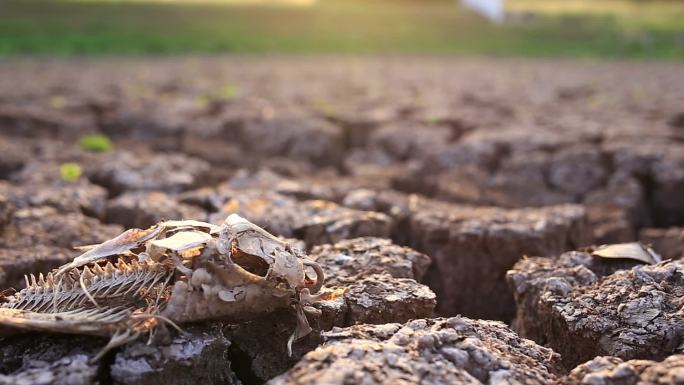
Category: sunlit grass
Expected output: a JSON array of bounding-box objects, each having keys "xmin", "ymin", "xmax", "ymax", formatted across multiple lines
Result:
[
  {"xmin": 508, "ymin": 0, "xmax": 681, "ymax": 17},
  {"xmin": 65, "ymin": 0, "xmax": 317, "ymax": 5},
  {"xmin": 0, "ymin": 0, "xmax": 682, "ymax": 58},
  {"xmin": 508, "ymin": 0, "xmax": 684, "ymax": 30}
]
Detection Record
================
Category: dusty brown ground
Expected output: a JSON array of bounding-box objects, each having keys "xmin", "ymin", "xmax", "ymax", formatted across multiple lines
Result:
[{"xmin": 0, "ymin": 57, "xmax": 683, "ymax": 384}]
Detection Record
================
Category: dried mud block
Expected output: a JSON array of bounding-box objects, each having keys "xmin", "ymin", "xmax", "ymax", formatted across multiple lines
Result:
[
  {"xmin": 326, "ymin": 105, "xmax": 398, "ymax": 148},
  {"xmin": 408, "ymin": 142, "xmax": 616, "ymax": 214},
  {"xmin": 223, "ymin": 169, "xmax": 343, "ymax": 202},
  {"xmin": 311, "ymin": 273, "xmax": 436, "ymax": 332},
  {"xmin": 475, "ymin": 151, "xmax": 574, "ymax": 207},
  {"xmin": 100, "ymin": 105, "xmax": 189, "ymax": 151},
  {"xmin": 652, "ymin": 154, "xmax": 684, "ymax": 226},
  {"xmin": 340, "ymin": 189, "xmax": 426, "ymax": 242},
  {"xmin": 328, "ymin": 236, "xmax": 431, "ymax": 321},
  {"xmin": 0, "ymin": 207, "xmax": 123, "ymax": 287},
  {"xmin": 0, "ymin": 326, "xmax": 238, "ymax": 385},
  {"xmin": 222, "ymin": 277, "xmax": 434, "ymax": 383},
  {"xmin": 212, "ymin": 191, "xmax": 391, "ymax": 247},
  {"xmin": 341, "ymin": 273, "xmax": 436, "ymax": 326},
  {"xmin": 0, "ymin": 334, "xmax": 104, "ymax": 385},
  {"xmin": 0, "ymin": 137, "xmax": 100, "ymax": 173},
  {"xmin": 343, "ymin": 189, "xmax": 591, "ymax": 320},
  {"xmin": 28, "ymin": 181, "xmax": 108, "ymax": 219},
  {"xmin": 0, "ymin": 136, "xmax": 28, "ymax": 179},
  {"xmin": 585, "ymin": 172, "xmax": 650, "ymax": 243},
  {"xmin": 111, "ymin": 324, "xmax": 240, "ymax": 385},
  {"xmin": 182, "ymin": 130, "xmax": 245, "ymax": 168},
  {"xmin": 3, "ymin": 169, "xmax": 109, "ymax": 219},
  {"xmin": 1, "ymin": 206, "xmax": 123, "ymax": 250},
  {"xmin": 508, "ymin": 251, "xmax": 684, "ymax": 368},
  {"xmin": 393, "ymin": 141, "xmax": 501, "ymax": 197},
  {"xmin": 421, "ymin": 141, "xmax": 503, "ymax": 176},
  {"xmin": 238, "ymin": 117, "xmax": 344, "ymax": 167},
  {"xmin": 411, "ymin": 203, "xmax": 590, "ymax": 320},
  {"xmin": 342, "ymin": 147, "xmax": 411, "ymax": 183},
  {"xmin": 310, "ymin": 237, "xmax": 431, "ymax": 284},
  {"xmin": 367, "ymin": 123, "xmax": 453, "ymax": 161},
  {"xmin": 268, "ymin": 317, "xmax": 562, "ymax": 385},
  {"xmin": 0, "ymin": 246, "xmax": 72, "ymax": 288},
  {"xmin": 0, "ymin": 104, "xmax": 95, "ymax": 139},
  {"xmin": 224, "ymin": 168, "xmax": 397, "ymax": 204},
  {"xmin": 223, "ymin": 307, "xmax": 328, "ymax": 383},
  {"xmin": 106, "ymin": 191, "xmax": 207, "ymax": 229},
  {"xmin": 586, "ymin": 205, "xmax": 636, "ymax": 245},
  {"xmin": 547, "ymin": 144, "xmax": 608, "ymax": 197},
  {"xmin": 0, "ymin": 355, "xmax": 95, "ymax": 385},
  {"xmin": 429, "ymin": 151, "xmax": 574, "ymax": 208},
  {"xmin": 225, "ymin": 238, "xmax": 435, "ymax": 382},
  {"xmin": 312, "ymin": 237, "xmax": 437, "ymax": 328},
  {"xmin": 607, "ymin": 139, "xmax": 684, "ymax": 227},
  {"xmin": 89, "ymin": 151, "xmax": 211, "ymax": 195},
  {"xmin": 182, "ymin": 168, "xmax": 396, "ymax": 214},
  {"xmin": 398, "ymin": 137, "xmax": 666, "ymax": 245},
  {"xmin": 341, "ymin": 189, "xmax": 409, "ymax": 213},
  {"xmin": 639, "ymin": 227, "xmax": 683, "ymax": 260},
  {"xmin": 403, "ymin": 126, "xmax": 583, "ymax": 200},
  {"xmin": 641, "ymin": 146, "xmax": 684, "ymax": 227},
  {"xmin": 0, "ymin": 192, "xmax": 13, "ymax": 231},
  {"xmin": 558, "ymin": 355, "xmax": 684, "ymax": 385}
]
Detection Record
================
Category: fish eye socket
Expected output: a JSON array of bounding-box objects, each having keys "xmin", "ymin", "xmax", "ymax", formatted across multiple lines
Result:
[{"xmin": 230, "ymin": 248, "xmax": 270, "ymax": 277}]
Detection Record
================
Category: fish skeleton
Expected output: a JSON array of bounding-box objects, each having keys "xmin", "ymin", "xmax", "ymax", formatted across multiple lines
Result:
[{"xmin": 0, "ymin": 214, "xmax": 325, "ymax": 360}]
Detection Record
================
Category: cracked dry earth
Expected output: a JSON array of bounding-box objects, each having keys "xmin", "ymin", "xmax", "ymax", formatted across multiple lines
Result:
[{"xmin": 0, "ymin": 57, "xmax": 683, "ymax": 384}]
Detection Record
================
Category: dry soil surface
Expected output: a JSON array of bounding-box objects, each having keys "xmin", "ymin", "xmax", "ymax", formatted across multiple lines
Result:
[{"xmin": 0, "ymin": 57, "xmax": 683, "ymax": 384}]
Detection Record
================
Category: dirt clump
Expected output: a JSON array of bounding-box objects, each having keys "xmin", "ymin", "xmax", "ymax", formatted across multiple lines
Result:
[
  {"xmin": 209, "ymin": 191, "xmax": 392, "ymax": 248},
  {"xmin": 0, "ymin": 325, "xmax": 239, "ymax": 385},
  {"xmin": 406, "ymin": 200, "xmax": 590, "ymax": 320},
  {"xmin": 88, "ymin": 151, "xmax": 212, "ymax": 196},
  {"xmin": 224, "ymin": 237, "xmax": 436, "ymax": 382},
  {"xmin": 0, "ymin": 57, "xmax": 683, "ymax": 384},
  {"xmin": 105, "ymin": 191, "xmax": 207, "ymax": 229},
  {"xmin": 508, "ymin": 251, "xmax": 684, "ymax": 368},
  {"xmin": 558, "ymin": 355, "xmax": 684, "ymax": 385},
  {"xmin": 268, "ymin": 317, "xmax": 562, "ymax": 385},
  {"xmin": 639, "ymin": 227, "xmax": 683, "ymax": 260}
]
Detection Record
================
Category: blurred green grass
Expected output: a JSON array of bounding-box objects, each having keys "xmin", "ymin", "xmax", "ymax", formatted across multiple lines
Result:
[{"xmin": 0, "ymin": 0, "xmax": 683, "ymax": 58}]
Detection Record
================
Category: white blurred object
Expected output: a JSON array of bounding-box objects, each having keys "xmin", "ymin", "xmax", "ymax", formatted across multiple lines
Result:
[{"xmin": 460, "ymin": 0, "xmax": 506, "ymax": 23}]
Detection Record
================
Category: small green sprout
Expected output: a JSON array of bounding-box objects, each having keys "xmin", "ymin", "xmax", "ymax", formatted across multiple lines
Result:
[
  {"xmin": 217, "ymin": 84, "xmax": 240, "ymax": 100},
  {"xmin": 195, "ymin": 95, "xmax": 211, "ymax": 109},
  {"xmin": 79, "ymin": 134, "xmax": 113, "ymax": 152},
  {"xmin": 312, "ymin": 100, "xmax": 336, "ymax": 118},
  {"xmin": 50, "ymin": 95, "xmax": 66, "ymax": 109},
  {"xmin": 425, "ymin": 114, "xmax": 441, "ymax": 125},
  {"xmin": 59, "ymin": 163, "xmax": 82, "ymax": 182}
]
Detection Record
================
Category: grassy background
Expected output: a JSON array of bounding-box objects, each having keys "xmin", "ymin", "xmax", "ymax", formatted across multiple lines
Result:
[{"xmin": 1, "ymin": 0, "xmax": 683, "ymax": 58}]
